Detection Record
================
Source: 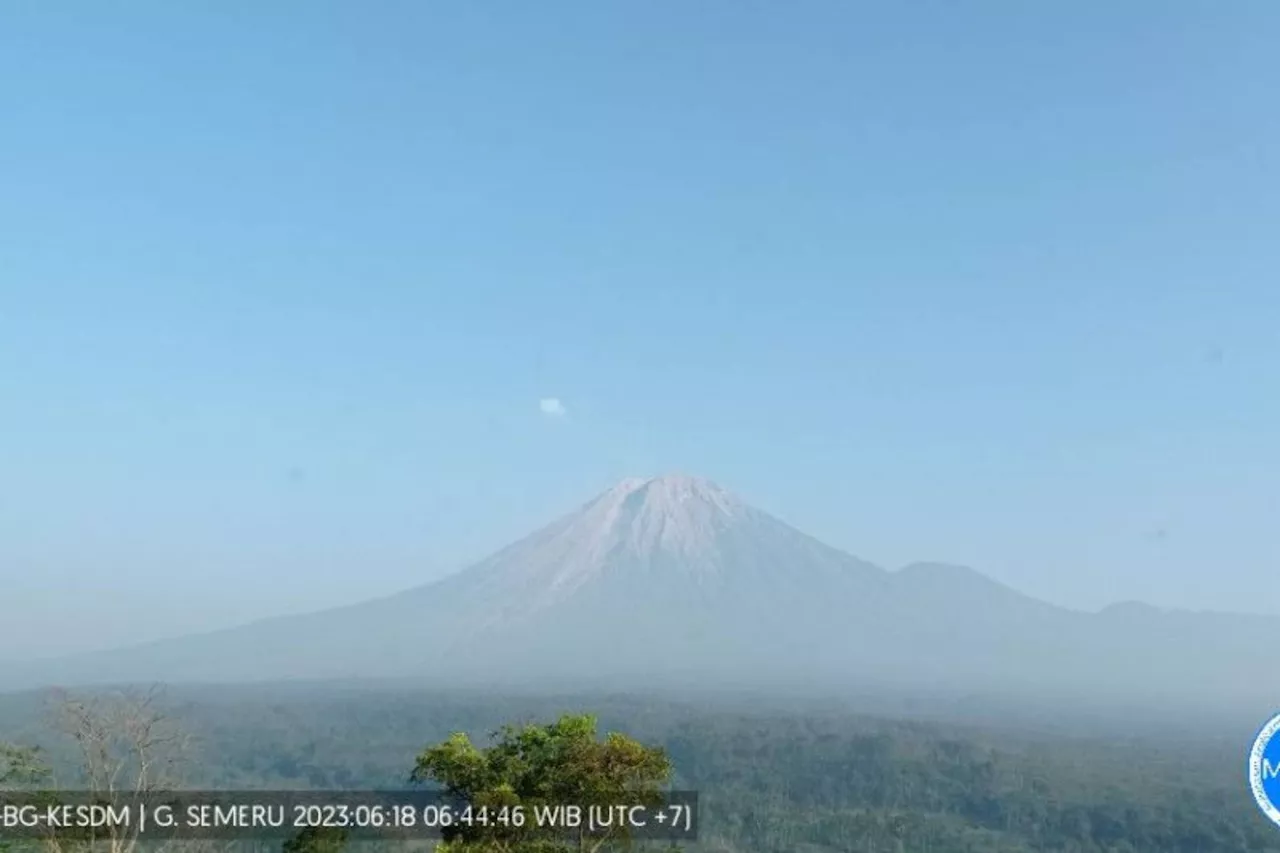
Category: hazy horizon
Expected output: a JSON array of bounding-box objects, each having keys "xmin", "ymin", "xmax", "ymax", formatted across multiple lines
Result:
[
  {"xmin": 4, "ymin": 473, "xmax": 1279, "ymax": 707},
  {"xmin": 3, "ymin": 2, "xmax": 1278, "ymax": 657},
  {"xmin": 7, "ymin": 471, "xmax": 1277, "ymax": 665}
]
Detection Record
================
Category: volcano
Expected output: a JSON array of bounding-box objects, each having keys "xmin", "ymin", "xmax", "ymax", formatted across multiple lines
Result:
[{"xmin": 5, "ymin": 475, "xmax": 1279, "ymax": 708}]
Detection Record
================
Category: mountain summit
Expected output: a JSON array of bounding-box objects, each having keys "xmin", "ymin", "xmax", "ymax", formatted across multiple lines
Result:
[
  {"xmin": 512, "ymin": 474, "xmax": 751, "ymax": 586},
  {"xmin": 461, "ymin": 474, "xmax": 873, "ymax": 607},
  {"xmin": 4, "ymin": 475, "xmax": 1278, "ymax": 709},
  {"xmin": 583, "ymin": 474, "xmax": 747, "ymax": 559},
  {"xmin": 414, "ymin": 474, "xmax": 887, "ymax": 671}
]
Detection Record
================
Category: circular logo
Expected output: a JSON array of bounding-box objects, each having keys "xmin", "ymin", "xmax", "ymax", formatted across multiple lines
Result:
[{"xmin": 1249, "ymin": 713, "xmax": 1280, "ymax": 827}]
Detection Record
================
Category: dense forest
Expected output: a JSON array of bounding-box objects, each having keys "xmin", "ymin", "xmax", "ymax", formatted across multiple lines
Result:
[{"xmin": 0, "ymin": 683, "xmax": 1275, "ymax": 852}]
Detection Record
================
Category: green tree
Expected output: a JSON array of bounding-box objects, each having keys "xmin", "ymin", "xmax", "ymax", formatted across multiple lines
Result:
[
  {"xmin": 411, "ymin": 714, "xmax": 673, "ymax": 853},
  {"xmin": 0, "ymin": 743, "xmax": 48, "ymax": 788},
  {"xmin": 282, "ymin": 826, "xmax": 349, "ymax": 853},
  {"xmin": 0, "ymin": 744, "xmax": 50, "ymax": 853}
]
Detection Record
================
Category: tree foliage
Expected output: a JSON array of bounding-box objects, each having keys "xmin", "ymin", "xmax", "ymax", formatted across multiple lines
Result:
[
  {"xmin": 280, "ymin": 826, "xmax": 348, "ymax": 853},
  {"xmin": 0, "ymin": 744, "xmax": 51, "ymax": 853},
  {"xmin": 0, "ymin": 743, "xmax": 49, "ymax": 789},
  {"xmin": 411, "ymin": 713, "xmax": 673, "ymax": 853}
]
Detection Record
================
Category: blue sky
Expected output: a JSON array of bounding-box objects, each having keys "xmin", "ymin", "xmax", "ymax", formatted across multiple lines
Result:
[{"xmin": 2, "ymin": 2, "xmax": 1277, "ymax": 655}]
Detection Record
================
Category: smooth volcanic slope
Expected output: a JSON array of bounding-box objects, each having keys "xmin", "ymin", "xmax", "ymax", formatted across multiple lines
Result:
[{"xmin": 4, "ymin": 475, "xmax": 1277, "ymax": 708}]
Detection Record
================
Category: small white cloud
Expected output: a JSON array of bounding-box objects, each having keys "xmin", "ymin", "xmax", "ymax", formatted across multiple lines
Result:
[{"xmin": 539, "ymin": 397, "xmax": 567, "ymax": 418}]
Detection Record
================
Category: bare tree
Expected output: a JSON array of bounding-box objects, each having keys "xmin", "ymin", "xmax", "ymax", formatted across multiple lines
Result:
[
  {"xmin": 41, "ymin": 685, "xmax": 195, "ymax": 853},
  {"xmin": 6, "ymin": 690, "xmax": 259, "ymax": 853},
  {"xmin": 48, "ymin": 685, "xmax": 192, "ymax": 797}
]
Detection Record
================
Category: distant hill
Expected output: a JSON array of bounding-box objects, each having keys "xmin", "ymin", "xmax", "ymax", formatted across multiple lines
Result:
[{"xmin": 4, "ymin": 474, "xmax": 1277, "ymax": 711}]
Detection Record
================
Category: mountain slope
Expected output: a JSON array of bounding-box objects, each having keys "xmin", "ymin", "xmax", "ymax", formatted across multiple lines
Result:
[{"xmin": 4, "ymin": 475, "xmax": 1277, "ymax": 710}]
